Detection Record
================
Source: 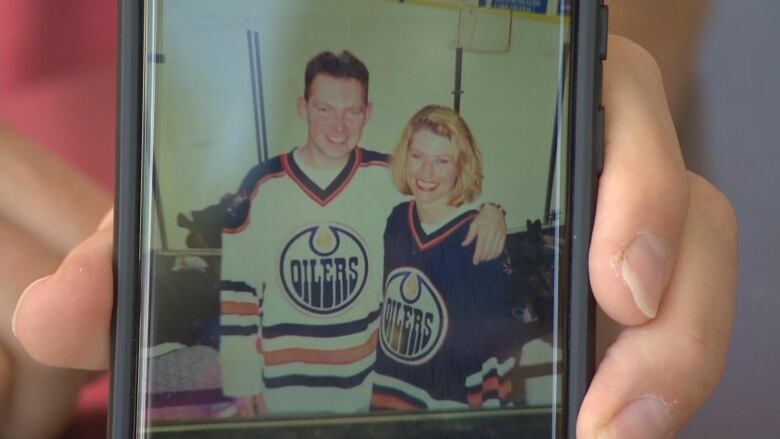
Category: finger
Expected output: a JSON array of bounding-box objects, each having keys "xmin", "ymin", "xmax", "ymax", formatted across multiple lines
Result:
[
  {"xmin": 483, "ymin": 230, "xmax": 501, "ymax": 262},
  {"xmin": 471, "ymin": 228, "xmax": 492, "ymax": 264},
  {"xmin": 462, "ymin": 221, "xmax": 478, "ymax": 248},
  {"xmin": 489, "ymin": 233, "xmax": 506, "ymax": 261},
  {"xmin": 490, "ymin": 224, "xmax": 504, "ymax": 261},
  {"xmin": 589, "ymin": 36, "xmax": 690, "ymax": 326},
  {"xmin": 473, "ymin": 228, "xmax": 490, "ymax": 265},
  {"xmin": 578, "ymin": 174, "xmax": 738, "ymax": 439},
  {"xmin": 497, "ymin": 229, "xmax": 506, "ymax": 260},
  {"xmin": 0, "ymin": 126, "xmax": 112, "ymax": 254},
  {"xmin": 13, "ymin": 214, "xmax": 114, "ymax": 370},
  {"xmin": 97, "ymin": 209, "xmax": 114, "ymax": 231},
  {"xmin": 0, "ymin": 341, "xmax": 12, "ymax": 422},
  {"xmin": 0, "ymin": 218, "xmax": 94, "ymax": 438}
]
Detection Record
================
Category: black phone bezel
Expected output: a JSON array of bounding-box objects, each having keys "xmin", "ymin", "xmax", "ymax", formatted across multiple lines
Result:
[{"xmin": 111, "ymin": 1, "xmax": 604, "ymax": 438}]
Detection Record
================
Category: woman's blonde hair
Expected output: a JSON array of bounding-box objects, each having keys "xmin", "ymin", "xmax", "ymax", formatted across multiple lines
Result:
[{"xmin": 391, "ymin": 105, "xmax": 483, "ymax": 207}]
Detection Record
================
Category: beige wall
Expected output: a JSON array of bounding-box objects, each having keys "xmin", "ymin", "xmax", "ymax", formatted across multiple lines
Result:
[{"xmin": 150, "ymin": 0, "xmax": 568, "ymax": 248}]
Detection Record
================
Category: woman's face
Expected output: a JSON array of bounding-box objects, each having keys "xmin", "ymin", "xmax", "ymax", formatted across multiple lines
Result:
[{"xmin": 405, "ymin": 129, "xmax": 459, "ymax": 210}]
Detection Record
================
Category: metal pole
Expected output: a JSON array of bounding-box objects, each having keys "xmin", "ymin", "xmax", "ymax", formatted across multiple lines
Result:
[{"xmin": 453, "ymin": 46, "xmax": 464, "ymax": 112}]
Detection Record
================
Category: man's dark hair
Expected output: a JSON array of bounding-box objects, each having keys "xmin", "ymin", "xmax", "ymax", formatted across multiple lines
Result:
[{"xmin": 304, "ymin": 51, "xmax": 369, "ymax": 103}]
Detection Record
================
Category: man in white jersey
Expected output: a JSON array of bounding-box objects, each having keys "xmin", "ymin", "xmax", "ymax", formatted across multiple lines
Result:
[{"xmin": 218, "ymin": 51, "xmax": 507, "ymax": 417}]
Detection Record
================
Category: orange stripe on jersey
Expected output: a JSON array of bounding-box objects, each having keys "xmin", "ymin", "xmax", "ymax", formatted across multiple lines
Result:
[
  {"xmin": 467, "ymin": 376, "xmax": 513, "ymax": 408},
  {"xmin": 223, "ymin": 170, "xmax": 287, "ymax": 234},
  {"xmin": 264, "ymin": 329, "xmax": 378, "ymax": 366},
  {"xmin": 482, "ymin": 375, "xmax": 512, "ymax": 399},
  {"xmin": 360, "ymin": 160, "xmax": 389, "ymax": 168},
  {"xmin": 371, "ymin": 393, "xmax": 418, "ymax": 410},
  {"xmin": 220, "ymin": 301, "xmax": 259, "ymax": 316}
]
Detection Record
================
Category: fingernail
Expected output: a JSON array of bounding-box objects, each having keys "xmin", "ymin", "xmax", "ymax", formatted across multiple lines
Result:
[
  {"xmin": 621, "ymin": 234, "xmax": 671, "ymax": 319},
  {"xmin": 12, "ymin": 275, "xmax": 51, "ymax": 338},
  {"xmin": 599, "ymin": 397, "xmax": 672, "ymax": 439}
]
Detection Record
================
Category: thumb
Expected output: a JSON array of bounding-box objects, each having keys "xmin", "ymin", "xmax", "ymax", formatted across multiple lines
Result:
[{"xmin": 13, "ymin": 213, "xmax": 114, "ymax": 370}]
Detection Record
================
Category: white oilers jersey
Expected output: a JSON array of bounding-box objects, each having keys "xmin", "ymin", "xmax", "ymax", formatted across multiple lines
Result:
[{"xmin": 218, "ymin": 147, "xmax": 403, "ymax": 415}]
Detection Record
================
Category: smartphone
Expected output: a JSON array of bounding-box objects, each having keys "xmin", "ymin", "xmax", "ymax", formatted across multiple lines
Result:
[{"xmin": 113, "ymin": 1, "xmax": 605, "ymax": 438}]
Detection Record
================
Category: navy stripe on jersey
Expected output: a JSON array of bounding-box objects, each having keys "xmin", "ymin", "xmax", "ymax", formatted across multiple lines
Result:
[
  {"xmin": 371, "ymin": 384, "xmax": 427, "ymax": 410},
  {"xmin": 219, "ymin": 280, "xmax": 257, "ymax": 296},
  {"xmin": 221, "ymin": 325, "xmax": 259, "ymax": 336},
  {"xmin": 149, "ymin": 388, "xmax": 231, "ymax": 408},
  {"xmin": 237, "ymin": 155, "xmax": 284, "ymax": 194},
  {"xmin": 465, "ymin": 369, "xmax": 513, "ymax": 407},
  {"xmin": 263, "ymin": 309, "xmax": 381, "ymax": 339},
  {"xmin": 283, "ymin": 148, "xmax": 359, "ymax": 205},
  {"xmin": 263, "ymin": 364, "xmax": 373, "ymax": 389},
  {"xmin": 360, "ymin": 149, "xmax": 390, "ymax": 166},
  {"xmin": 224, "ymin": 156, "xmax": 286, "ymax": 232},
  {"xmin": 407, "ymin": 201, "xmax": 477, "ymax": 249}
]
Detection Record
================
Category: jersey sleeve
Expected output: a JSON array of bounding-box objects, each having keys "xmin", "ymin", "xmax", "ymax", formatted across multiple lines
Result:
[
  {"xmin": 218, "ymin": 160, "xmax": 285, "ymax": 397},
  {"xmin": 219, "ymin": 280, "xmax": 264, "ymax": 397},
  {"xmin": 464, "ymin": 253, "xmax": 518, "ymax": 408},
  {"xmin": 219, "ymin": 229, "xmax": 265, "ymax": 397}
]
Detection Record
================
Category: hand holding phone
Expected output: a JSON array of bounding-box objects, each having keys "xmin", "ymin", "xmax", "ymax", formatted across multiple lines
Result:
[{"xmin": 9, "ymin": 4, "xmax": 736, "ymax": 439}]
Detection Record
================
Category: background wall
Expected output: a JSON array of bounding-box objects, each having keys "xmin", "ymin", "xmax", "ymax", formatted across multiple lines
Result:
[
  {"xmin": 152, "ymin": 0, "xmax": 568, "ymax": 248},
  {"xmin": 679, "ymin": 1, "xmax": 780, "ymax": 437}
]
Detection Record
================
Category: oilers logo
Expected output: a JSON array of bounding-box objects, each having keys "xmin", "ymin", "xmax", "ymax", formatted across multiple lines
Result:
[
  {"xmin": 279, "ymin": 223, "xmax": 369, "ymax": 316},
  {"xmin": 380, "ymin": 268, "xmax": 448, "ymax": 365}
]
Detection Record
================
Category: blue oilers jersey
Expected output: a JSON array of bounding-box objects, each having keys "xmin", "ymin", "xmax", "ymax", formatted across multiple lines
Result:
[
  {"xmin": 218, "ymin": 147, "xmax": 404, "ymax": 415},
  {"xmin": 372, "ymin": 201, "xmax": 517, "ymax": 410}
]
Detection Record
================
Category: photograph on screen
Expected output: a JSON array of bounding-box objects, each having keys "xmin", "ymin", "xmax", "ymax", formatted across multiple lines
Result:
[{"xmin": 139, "ymin": 0, "xmax": 572, "ymax": 435}]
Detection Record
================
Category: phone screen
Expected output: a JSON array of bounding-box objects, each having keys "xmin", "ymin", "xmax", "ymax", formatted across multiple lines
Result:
[{"xmin": 134, "ymin": 0, "xmax": 574, "ymax": 437}]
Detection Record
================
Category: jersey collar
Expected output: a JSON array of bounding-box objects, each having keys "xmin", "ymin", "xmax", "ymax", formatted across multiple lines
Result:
[
  {"xmin": 282, "ymin": 148, "xmax": 361, "ymax": 206},
  {"xmin": 407, "ymin": 201, "xmax": 477, "ymax": 251}
]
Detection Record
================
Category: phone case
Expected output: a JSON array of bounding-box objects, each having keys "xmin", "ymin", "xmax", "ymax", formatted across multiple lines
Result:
[
  {"xmin": 566, "ymin": 0, "xmax": 606, "ymax": 435},
  {"xmin": 112, "ymin": 1, "xmax": 607, "ymax": 438}
]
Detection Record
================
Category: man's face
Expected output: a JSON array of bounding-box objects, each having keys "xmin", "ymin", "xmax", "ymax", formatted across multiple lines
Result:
[{"xmin": 298, "ymin": 74, "xmax": 372, "ymax": 168}]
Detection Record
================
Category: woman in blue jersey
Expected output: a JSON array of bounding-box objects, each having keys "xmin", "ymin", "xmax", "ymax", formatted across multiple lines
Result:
[{"xmin": 371, "ymin": 105, "xmax": 517, "ymax": 411}]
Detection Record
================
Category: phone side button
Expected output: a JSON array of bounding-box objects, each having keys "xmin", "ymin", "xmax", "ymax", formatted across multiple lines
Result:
[
  {"xmin": 599, "ymin": 5, "xmax": 609, "ymax": 60},
  {"xmin": 595, "ymin": 106, "xmax": 605, "ymax": 176}
]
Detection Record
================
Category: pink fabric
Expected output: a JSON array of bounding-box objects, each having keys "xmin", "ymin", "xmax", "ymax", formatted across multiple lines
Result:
[
  {"xmin": 0, "ymin": 0, "xmax": 118, "ymax": 190},
  {"xmin": 0, "ymin": 1, "xmax": 116, "ymax": 436},
  {"xmin": 65, "ymin": 375, "xmax": 110, "ymax": 438}
]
